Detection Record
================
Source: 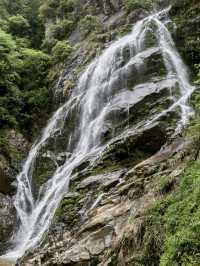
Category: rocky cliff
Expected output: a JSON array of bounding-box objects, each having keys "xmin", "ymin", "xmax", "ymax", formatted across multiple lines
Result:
[{"xmin": 1, "ymin": 1, "xmax": 200, "ymax": 266}]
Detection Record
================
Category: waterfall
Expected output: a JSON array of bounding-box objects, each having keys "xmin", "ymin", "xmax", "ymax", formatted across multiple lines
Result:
[{"xmin": 0, "ymin": 7, "xmax": 195, "ymax": 263}]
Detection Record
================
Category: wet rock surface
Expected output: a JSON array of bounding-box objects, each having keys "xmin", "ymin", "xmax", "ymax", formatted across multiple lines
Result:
[
  {"xmin": 0, "ymin": 130, "xmax": 29, "ymax": 195},
  {"xmin": 0, "ymin": 130, "xmax": 28, "ymax": 253},
  {"xmin": 0, "ymin": 194, "xmax": 16, "ymax": 254},
  {"xmin": 21, "ymin": 138, "xmax": 195, "ymax": 266}
]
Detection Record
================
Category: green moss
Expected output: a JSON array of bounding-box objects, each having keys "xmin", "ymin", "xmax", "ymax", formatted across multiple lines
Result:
[
  {"xmin": 116, "ymin": 24, "xmax": 132, "ymax": 38},
  {"xmin": 185, "ymin": 88, "xmax": 200, "ymax": 139},
  {"xmin": 0, "ymin": 130, "xmax": 24, "ymax": 162},
  {"xmin": 89, "ymin": 164, "xmax": 121, "ymax": 177},
  {"xmin": 56, "ymin": 196, "xmax": 81, "ymax": 226},
  {"xmin": 158, "ymin": 175, "xmax": 176, "ymax": 195},
  {"xmin": 34, "ymin": 170, "xmax": 54, "ymax": 187},
  {"xmin": 55, "ymin": 186, "xmax": 101, "ymax": 227}
]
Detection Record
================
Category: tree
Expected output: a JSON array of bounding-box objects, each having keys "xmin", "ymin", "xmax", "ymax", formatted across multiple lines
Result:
[
  {"xmin": 0, "ymin": 29, "xmax": 22, "ymax": 127},
  {"xmin": 19, "ymin": 48, "xmax": 51, "ymax": 89},
  {"xmin": 8, "ymin": 15, "xmax": 30, "ymax": 36},
  {"xmin": 52, "ymin": 40, "xmax": 73, "ymax": 63},
  {"xmin": 48, "ymin": 19, "xmax": 74, "ymax": 40},
  {"xmin": 79, "ymin": 15, "xmax": 102, "ymax": 37}
]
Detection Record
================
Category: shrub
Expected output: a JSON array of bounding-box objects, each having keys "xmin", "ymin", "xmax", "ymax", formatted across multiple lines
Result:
[
  {"xmin": 52, "ymin": 40, "xmax": 73, "ymax": 63},
  {"xmin": 15, "ymin": 37, "xmax": 31, "ymax": 48},
  {"xmin": 8, "ymin": 15, "xmax": 30, "ymax": 36},
  {"xmin": 48, "ymin": 19, "xmax": 74, "ymax": 40},
  {"xmin": 0, "ymin": 29, "xmax": 51, "ymax": 130},
  {"xmin": 79, "ymin": 15, "xmax": 102, "ymax": 37},
  {"xmin": 195, "ymin": 64, "xmax": 200, "ymax": 86},
  {"xmin": 0, "ymin": 18, "xmax": 9, "ymax": 31},
  {"xmin": 142, "ymin": 158, "xmax": 200, "ymax": 266},
  {"xmin": 41, "ymin": 37, "xmax": 57, "ymax": 52},
  {"xmin": 0, "ymin": 29, "xmax": 16, "ymax": 52},
  {"xmin": 0, "ymin": 107, "xmax": 18, "ymax": 127},
  {"xmin": 19, "ymin": 48, "xmax": 51, "ymax": 89},
  {"xmin": 0, "ymin": 29, "xmax": 22, "ymax": 128},
  {"xmin": 39, "ymin": 3, "xmax": 56, "ymax": 20},
  {"xmin": 123, "ymin": 0, "xmax": 153, "ymax": 12},
  {"xmin": 58, "ymin": 0, "xmax": 80, "ymax": 14}
]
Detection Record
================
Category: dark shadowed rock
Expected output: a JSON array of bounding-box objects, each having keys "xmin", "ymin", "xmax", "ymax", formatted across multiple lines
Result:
[{"xmin": 0, "ymin": 194, "xmax": 16, "ymax": 254}]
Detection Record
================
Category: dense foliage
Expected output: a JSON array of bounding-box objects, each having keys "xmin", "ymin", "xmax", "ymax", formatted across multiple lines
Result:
[
  {"xmin": 0, "ymin": 0, "xmax": 51, "ymax": 137},
  {"xmin": 0, "ymin": 0, "xmax": 102, "ymax": 137},
  {"xmin": 123, "ymin": 0, "xmax": 153, "ymax": 11}
]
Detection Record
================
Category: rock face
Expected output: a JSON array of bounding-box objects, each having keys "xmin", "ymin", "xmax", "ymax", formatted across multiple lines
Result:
[
  {"xmin": 0, "ymin": 130, "xmax": 28, "ymax": 195},
  {"xmin": 22, "ymin": 138, "xmax": 195, "ymax": 266},
  {"xmin": 2, "ymin": 1, "xmax": 196, "ymax": 265},
  {"xmin": 0, "ymin": 194, "xmax": 16, "ymax": 253},
  {"xmin": 0, "ymin": 130, "xmax": 29, "ymax": 253},
  {"xmin": 0, "ymin": 156, "xmax": 14, "ymax": 195}
]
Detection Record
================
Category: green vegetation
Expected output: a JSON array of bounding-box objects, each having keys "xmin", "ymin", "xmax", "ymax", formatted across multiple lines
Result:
[
  {"xmin": 123, "ymin": 0, "xmax": 153, "ymax": 12},
  {"xmin": 140, "ymin": 156, "xmax": 200, "ymax": 266},
  {"xmin": 48, "ymin": 19, "xmax": 74, "ymax": 40},
  {"xmin": 52, "ymin": 40, "xmax": 73, "ymax": 63},
  {"xmin": 194, "ymin": 64, "xmax": 200, "ymax": 86},
  {"xmin": 79, "ymin": 15, "xmax": 102, "ymax": 37},
  {"xmin": 39, "ymin": 0, "xmax": 81, "ymax": 21},
  {"xmin": 8, "ymin": 15, "xmax": 30, "ymax": 36},
  {"xmin": 170, "ymin": 0, "xmax": 200, "ymax": 70},
  {"xmin": 0, "ymin": 0, "xmax": 110, "ymax": 138},
  {"xmin": 0, "ymin": 28, "xmax": 51, "ymax": 134},
  {"xmin": 56, "ymin": 196, "xmax": 82, "ymax": 227},
  {"xmin": 0, "ymin": 0, "xmax": 51, "ymax": 138}
]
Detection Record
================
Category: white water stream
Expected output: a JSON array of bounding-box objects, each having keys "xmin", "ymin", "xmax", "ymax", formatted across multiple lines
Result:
[{"xmin": 0, "ymin": 7, "xmax": 195, "ymax": 263}]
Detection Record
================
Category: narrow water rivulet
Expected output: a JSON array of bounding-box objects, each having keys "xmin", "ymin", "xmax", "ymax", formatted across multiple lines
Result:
[{"xmin": 0, "ymin": 7, "xmax": 195, "ymax": 263}]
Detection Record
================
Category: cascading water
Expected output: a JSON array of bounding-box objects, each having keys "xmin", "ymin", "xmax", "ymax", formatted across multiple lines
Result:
[{"xmin": 0, "ymin": 7, "xmax": 195, "ymax": 263}]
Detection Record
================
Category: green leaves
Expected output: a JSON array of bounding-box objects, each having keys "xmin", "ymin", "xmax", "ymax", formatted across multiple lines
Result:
[
  {"xmin": 20, "ymin": 48, "xmax": 50, "ymax": 75},
  {"xmin": 145, "ymin": 158, "xmax": 200, "ymax": 266},
  {"xmin": 52, "ymin": 40, "xmax": 73, "ymax": 63},
  {"xmin": 39, "ymin": 0, "xmax": 81, "ymax": 21},
  {"xmin": 0, "ymin": 29, "xmax": 16, "ymax": 52},
  {"xmin": 123, "ymin": 0, "xmax": 153, "ymax": 12},
  {"xmin": 79, "ymin": 15, "xmax": 102, "ymax": 37},
  {"xmin": 48, "ymin": 19, "xmax": 74, "ymax": 40},
  {"xmin": 0, "ymin": 26, "xmax": 51, "ymax": 132},
  {"xmin": 8, "ymin": 15, "xmax": 30, "ymax": 36},
  {"xmin": 0, "ymin": 1, "xmax": 51, "ymax": 136}
]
